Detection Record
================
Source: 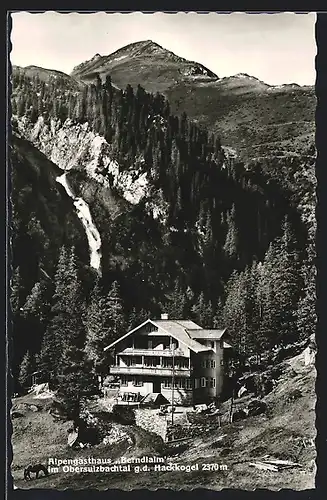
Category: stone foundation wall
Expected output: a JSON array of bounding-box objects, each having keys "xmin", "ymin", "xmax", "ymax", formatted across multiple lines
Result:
[{"xmin": 135, "ymin": 409, "xmax": 167, "ymax": 441}]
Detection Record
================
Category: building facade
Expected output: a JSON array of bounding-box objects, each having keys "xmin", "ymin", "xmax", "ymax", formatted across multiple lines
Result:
[{"xmin": 104, "ymin": 316, "xmax": 227, "ymax": 405}]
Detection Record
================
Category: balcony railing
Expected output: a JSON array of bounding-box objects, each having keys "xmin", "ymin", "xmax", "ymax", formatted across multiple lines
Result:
[
  {"xmin": 109, "ymin": 365, "xmax": 191, "ymax": 377},
  {"xmin": 117, "ymin": 348, "xmax": 186, "ymax": 357}
]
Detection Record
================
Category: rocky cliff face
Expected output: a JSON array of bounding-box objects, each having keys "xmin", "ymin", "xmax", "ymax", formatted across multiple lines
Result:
[
  {"xmin": 15, "ymin": 115, "xmax": 170, "ymax": 273},
  {"xmin": 16, "ymin": 115, "xmax": 167, "ymax": 213}
]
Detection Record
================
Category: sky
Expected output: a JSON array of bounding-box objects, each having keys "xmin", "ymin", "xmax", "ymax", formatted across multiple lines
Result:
[{"xmin": 10, "ymin": 11, "xmax": 316, "ymax": 86}]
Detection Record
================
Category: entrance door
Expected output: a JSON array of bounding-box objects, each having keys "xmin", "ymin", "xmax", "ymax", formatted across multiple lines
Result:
[{"xmin": 153, "ymin": 379, "xmax": 161, "ymax": 393}]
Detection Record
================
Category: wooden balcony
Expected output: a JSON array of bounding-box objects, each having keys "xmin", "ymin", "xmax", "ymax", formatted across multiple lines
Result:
[
  {"xmin": 117, "ymin": 348, "xmax": 186, "ymax": 357},
  {"xmin": 109, "ymin": 365, "xmax": 191, "ymax": 377}
]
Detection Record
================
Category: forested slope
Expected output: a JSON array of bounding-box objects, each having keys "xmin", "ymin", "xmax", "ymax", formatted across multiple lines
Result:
[{"xmin": 10, "ymin": 61, "xmax": 316, "ymax": 396}]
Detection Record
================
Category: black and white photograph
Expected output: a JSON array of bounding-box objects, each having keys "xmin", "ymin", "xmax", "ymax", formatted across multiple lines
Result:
[{"xmin": 8, "ymin": 11, "xmax": 317, "ymax": 491}]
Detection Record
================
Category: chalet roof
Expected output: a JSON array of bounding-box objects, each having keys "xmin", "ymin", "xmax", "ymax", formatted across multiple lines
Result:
[
  {"xmin": 154, "ymin": 320, "xmax": 210, "ymax": 353},
  {"xmin": 104, "ymin": 319, "xmax": 226, "ymax": 354},
  {"xmin": 187, "ymin": 328, "xmax": 226, "ymax": 340},
  {"xmin": 171, "ymin": 320, "xmax": 202, "ymax": 330}
]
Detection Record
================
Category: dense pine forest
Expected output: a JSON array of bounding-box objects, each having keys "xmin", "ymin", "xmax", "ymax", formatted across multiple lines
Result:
[{"xmin": 10, "ymin": 67, "xmax": 316, "ymax": 412}]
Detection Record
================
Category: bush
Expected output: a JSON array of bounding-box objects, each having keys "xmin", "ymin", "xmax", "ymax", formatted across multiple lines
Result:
[
  {"xmin": 77, "ymin": 420, "xmax": 102, "ymax": 446},
  {"xmin": 287, "ymin": 389, "xmax": 302, "ymax": 402},
  {"xmin": 111, "ymin": 405, "xmax": 135, "ymax": 425},
  {"xmin": 232, "ymin": 409, "xmax": 247, "ymax": 422},
  {"xmin": 247, "ymin": 399, "xmax": 267, "ymax": 417}
]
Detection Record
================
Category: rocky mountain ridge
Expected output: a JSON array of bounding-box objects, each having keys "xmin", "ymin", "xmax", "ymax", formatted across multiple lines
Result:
[
  {"xmin": 71, "ymin": 40, "xmax": 218, "ymax": 86},
  {"xmin": 13, "ymin": 38, "xmax": 315, "ymax": 161}
]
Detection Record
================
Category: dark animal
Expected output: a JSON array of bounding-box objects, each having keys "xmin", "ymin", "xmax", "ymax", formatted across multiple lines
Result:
[{"xmin": 24, "ymin": 464, "xmax": 48, "ymax": 480}]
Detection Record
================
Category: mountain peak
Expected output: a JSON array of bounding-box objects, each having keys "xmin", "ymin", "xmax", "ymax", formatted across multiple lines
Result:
[
  {"xmin": 128, "ymin": 39, "xmax": 159, "ymax": 48},
  {"xmin": 108, "ymin": 39, "xmax": 178, "ymax": 60},
  {"xmin": 71, "ymin": 39, "xmax": 218, "ymax": 89}
]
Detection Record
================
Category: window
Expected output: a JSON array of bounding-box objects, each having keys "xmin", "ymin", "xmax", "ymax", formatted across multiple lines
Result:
[
  {"xmin": 220, "ymin": 359, "xmax": 224, "ymax": 366},
  {"xmin": 162, "ymin": 378, "xmax": 172, "ymax": 389},
  {"xmin": 185, "ymin": 379, "xmax": 193, "ymax": 390},
  {"xmin": 126, "ymin": 356, "xmax": 142, "ymax": 366},
  {"xmin": 162, "ymin": 358, "xmax": 173, "ymax": 368},
  {"xmin": 121, "ymin": 377, "xmax": 128, "ymax": 387},
  {"xmin": 201, "ymin": 377, "xmax": 208, "ymax": 387},
  {"xmin": 210, "ymin": 341, "xmax": 215, "ymax": 348},
  {"xmin": 176, "ymin": 358, "xmax": 189, "ymax": 369},
  {"xmin": 132, "ymin": 377, "xmax": 143, "ymax": 387},
  {"xmin": 144, "ymin": 356, "xmax": 159, "ymax": 367},
  {"xmin": 148, "ymin": 339, "xmax": 153, "ymax": 349},
  {"xmin": 162, "ymin": 378, "xmax": 192, "ymax": 389},
  {"xmin": 201, "ymin": 359, "xmax": 216, "ymax": 369},
  {"xmin": 210, "ymin": 378, "xmax": 216, "ymax": 388}
]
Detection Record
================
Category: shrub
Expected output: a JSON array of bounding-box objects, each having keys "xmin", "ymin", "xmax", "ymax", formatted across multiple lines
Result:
[{"xmin": 111, "ymin": 405, "xmax": 135, "ymax": 425}]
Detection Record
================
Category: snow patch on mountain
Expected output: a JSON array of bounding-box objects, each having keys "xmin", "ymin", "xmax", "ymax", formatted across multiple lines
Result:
[{"xmin": 112, "ymin": 55, "xmax": 128, "ymax": 63}]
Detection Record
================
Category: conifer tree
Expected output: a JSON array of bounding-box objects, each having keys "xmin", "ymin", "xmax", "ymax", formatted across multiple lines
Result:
[
  {"xmin": 296, "ymin": 243, "xmax": 316, "ymax": 342},
  {"xmin": 213, "ymin": 298, "xmax": 224, "ymax": 329},
  {"xmin": 16, "ymin": 95, "xmax": 26, "ymax": 117},
  {"xmin": 127, "ymin": 307, "xmax": 139, "ymax": 330},
  {"xmin": 192, "ymin": 292, "xmax": 213, "ymax": 327},
  {"xmin": 222, "ymin": 271, "xmax": 248, "ymax": 355},
  {"xmin": 242, "ymin": 264, "xmax": 262, "ymax": 357},
  {"xmin": 258, "ymin": 242, "xmax": 279, "ymax": 349},
  {"xmin": 272, "ymin": 218, "xmax": 302, "ymax": 346},
  {"xmin": 21, "ymin": 279, "xmax": 51, "ymax": 355},
  {"xmin": 202, "ymin": 301, "xmax": 214, "ymax": 328},
  {"xmin": 39, "ymin": 246, "xmax": 85, "ymax": 385},
  {"xmin": 166, "ymin": 283, "xmax": 186, "ymax": 319},
  {"xmin": 85, "ymin": 280, "xmax": 124, "ymax": 380},
  {"xmin": 137, "ymin": 308, "xmax": 150, "ymax": 324},
  {"xmin": 55, "ymin": 346, "xmax": 99, "ymax": 425},
  {"xmin": 84, "ymin": 279, "xmax": 104, "ymax": 373},
  {"xmin": 296, "ymin": 262, "xmax": 316, "ymax": 343},
  {"xmin": 203, "ymin": 210, "xmax": 213, "ymax": 248},
  {"xmin": 223, "ymin": 205, "xmax": 238, "ymax": 259},
  {"xmin": 11, "ymin": 267, "xmax": 21, "ymax": 317},
  {"xmin": 12, "ymin": 98, "xmax": 18, "ymax": 115},
  {"xmin": 18, "ymin": 351, "xmax": 34, "ymax": 389}
]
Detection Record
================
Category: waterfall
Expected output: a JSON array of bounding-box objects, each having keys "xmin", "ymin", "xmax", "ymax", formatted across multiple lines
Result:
[{"xmin": 56, "ymin": 173, "xmax": 102, "ymax": 273}]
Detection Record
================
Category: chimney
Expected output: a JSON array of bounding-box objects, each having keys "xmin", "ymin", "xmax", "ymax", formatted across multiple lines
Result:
[{"xmin": 161, "ymin": 313, "xmax": 169, "ymax": 320}]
